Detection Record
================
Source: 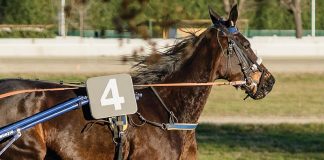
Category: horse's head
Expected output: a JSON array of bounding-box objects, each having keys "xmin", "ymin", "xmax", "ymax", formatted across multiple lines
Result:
[{"xmin": 208, "ymin": 5, "xmax": 275, "ymax": 100}]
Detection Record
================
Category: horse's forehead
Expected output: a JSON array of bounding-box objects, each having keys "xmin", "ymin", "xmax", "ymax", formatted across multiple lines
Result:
[{"xmin": 207, "ymin": 28, "xmax": 246, "ymax": 44}]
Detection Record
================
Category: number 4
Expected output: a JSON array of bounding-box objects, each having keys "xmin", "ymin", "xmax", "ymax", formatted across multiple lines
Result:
[{"xmin": 100, "ymin": 79, "xmax": 125, "ymax": 110}]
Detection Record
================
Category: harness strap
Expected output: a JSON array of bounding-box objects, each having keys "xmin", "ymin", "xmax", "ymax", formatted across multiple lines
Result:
[
  {"xmin": 150, "ymin": 87, "xmax": 178, "ymax": 123},
  {"xmin": 130, "ymin": 87, "xmax": 198, "ymax": 131},
  {"xmin": 109, "ymin": 115, "xmax": 128, "ymax": 160},
  {"xmin": 116, "ymin": 131, "xmax": 124, "ymax": 160},
  {"xmin": 135, "ymin": 112, "xmax": 167, "ymax": 129},
  {"xmin": 134, "ymin": 112, "xmax": 198, "ymax": 130},
  {"xmin": 226, "ymin": 40, "xmax": 233, "ymax": 78},
  {"xmin": 231, "ymin": 41, "xmax": 252, "ymax": 70}
]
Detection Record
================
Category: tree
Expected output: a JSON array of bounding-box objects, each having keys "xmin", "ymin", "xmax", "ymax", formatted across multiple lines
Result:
[
  {"xmin": 87, "ymin": 1, "xmax": 118, "ymax": 33},
  {"xmin": 281, "ymin": 0, "xmax": 303, "ymax": 38},
  {"xmin": 64, "ymin": 0, "xmax": 92, "ymax": 37},
  {"xmin": 223, "ymin": 0, "xmax": 246, "ymax": 16},
  {"xmin": 0, "ymin": 0, "xmax": 56, "ymax": 24},
  {"xmin": 250, "ymin": 0, "xmax": 294, "ymax": 30},
  {"xmin": 1, "ymin": 0, "xmax": 324, "ymax": 38}
]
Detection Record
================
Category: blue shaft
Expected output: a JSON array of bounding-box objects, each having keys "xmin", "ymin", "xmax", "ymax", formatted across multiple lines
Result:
[
  {"xmin": 21, "ymin": 98, "xmax": 89, "ymax": 130},
  {"xmin": 0, "ymin": 96, "xmax": 88, "ymax": 140}
]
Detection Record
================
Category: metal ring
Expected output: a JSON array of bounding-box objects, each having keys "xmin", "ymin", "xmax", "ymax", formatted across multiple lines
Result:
[{"xmin": 161, "ymin": 123, "xmax": 167, "ymax": 130}]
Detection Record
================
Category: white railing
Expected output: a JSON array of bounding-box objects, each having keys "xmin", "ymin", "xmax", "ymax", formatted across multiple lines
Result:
[{"xmin": 0, "ymin": 36, "xmax": 324, "ymax": 57}]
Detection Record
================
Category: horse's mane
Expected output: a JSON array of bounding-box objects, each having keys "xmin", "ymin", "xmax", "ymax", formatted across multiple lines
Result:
[{"xmin": 131, "ymin": 31, "xmax": 207, "ymax": 85}]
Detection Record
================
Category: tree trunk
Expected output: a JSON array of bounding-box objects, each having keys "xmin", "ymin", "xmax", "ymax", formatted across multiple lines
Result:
[
  {"xmin": 223, "ymin": 0, "xmax": 231, "ymax": 15},
  {"xmin": 293, "ymin": 0, "xmax": 302, "ymax": 38},
  {"xmin": 223, "ymin": 0, "xmax": 246, "ymax": 17},
  {"xmin": 281, "ymin": 0, "xmax": 303, "ymax": 38},
  {"xmin": 79, "ymin": 9, "xmax": 84, "ymax": 37},
  {"xmin": 223, "ymin": 0, "xmax": 237, "ymax": 15}
]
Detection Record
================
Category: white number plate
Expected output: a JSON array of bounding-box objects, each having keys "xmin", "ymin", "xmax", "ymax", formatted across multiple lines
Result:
[{"xmin": 86, "ymin": 74, "xmax": 138, "ymax": 119}]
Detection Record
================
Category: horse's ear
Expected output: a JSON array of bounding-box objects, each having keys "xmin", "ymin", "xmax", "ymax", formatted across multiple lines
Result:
[
  {"xmin": 228, "ymin": 4, "xmax": 238, "ymax": 26},
  {"xmin": 209, "ymin": 6, "xmax": 221, "ymax": 24}
]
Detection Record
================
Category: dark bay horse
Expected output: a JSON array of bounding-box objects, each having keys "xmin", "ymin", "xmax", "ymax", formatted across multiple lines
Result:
[{"xmin": 0, "ymin": 5, "xmax": 274, "ymax": 160}]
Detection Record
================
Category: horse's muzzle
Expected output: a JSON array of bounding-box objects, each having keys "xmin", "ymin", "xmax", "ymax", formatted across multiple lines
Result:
[{"xmin": 249, "ymin": 72, "xmax": 275, "ymax": 100}]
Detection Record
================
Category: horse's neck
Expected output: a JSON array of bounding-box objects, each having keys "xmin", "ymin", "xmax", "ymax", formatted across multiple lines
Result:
[{"xmin": 158, "ymin": 47, "xmax": 222, "ymax": 123}]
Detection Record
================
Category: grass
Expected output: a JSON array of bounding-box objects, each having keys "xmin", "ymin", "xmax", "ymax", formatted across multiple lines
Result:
[
  {"xmin": 203, "ymin": 73, "xmax": 324, "ymax": 117},
  {"xmin": 197, "ymin": 123, "xmax": 324, "ymax": 160}
]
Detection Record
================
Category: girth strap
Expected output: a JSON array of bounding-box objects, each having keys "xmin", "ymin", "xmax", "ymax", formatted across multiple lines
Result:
[{"xmin": 109, "ymin": 115, "xmax": 128, "ymax": 160}]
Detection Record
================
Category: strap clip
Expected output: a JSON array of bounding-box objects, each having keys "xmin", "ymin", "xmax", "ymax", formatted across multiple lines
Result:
[{"xmin": 0, "ymin": 129, "xmax": 22, "ymax": 156}]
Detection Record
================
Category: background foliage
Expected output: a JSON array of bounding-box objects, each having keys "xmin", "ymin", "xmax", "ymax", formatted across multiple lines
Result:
[{"xmin": 0, "ymin": 0, "xmax": 323, "ymax": 37}]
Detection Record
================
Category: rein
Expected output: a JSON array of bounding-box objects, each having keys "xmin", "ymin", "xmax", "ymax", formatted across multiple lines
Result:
[
  {"xmin": 133, "ymin": 81, "xmax": 245, "ymax": 87},
  {"xmin": 0, "ymin": 87, "xmax": 78, "ymax": 99},
  {"xmin": 0, "ymin": 81, "xmax": 246, "ymax": 100}
]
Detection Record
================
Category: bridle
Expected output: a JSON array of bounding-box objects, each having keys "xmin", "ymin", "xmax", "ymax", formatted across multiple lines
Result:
[{"xmin": 213, "ymin": 23, "xmax": 266, "ymax": 99}]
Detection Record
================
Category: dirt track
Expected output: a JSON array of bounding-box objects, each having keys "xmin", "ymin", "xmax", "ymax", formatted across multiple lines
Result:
[
  {"xmin": 1, "ymin": 57, "xmax": 324, "ymax": 74},
  {"xmin": 0, "ymin": 57, "xmax": 130, "ymax": 74}
]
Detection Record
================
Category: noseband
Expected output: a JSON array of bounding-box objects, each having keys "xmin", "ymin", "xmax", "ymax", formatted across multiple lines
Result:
[{"xmin": 214, "ymin": 24, "xmax": 265, "ymax": 99}]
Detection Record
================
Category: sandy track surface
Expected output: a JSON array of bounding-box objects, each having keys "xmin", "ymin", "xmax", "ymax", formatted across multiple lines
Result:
[
  {"xmin": 0, "ymin": 57, "xmax": 131, "ymax": 74},
  {"xmin": 263, "ymin": 58, "xmax": 324, "ymax": 73},
  {"xmin": 1, "ymin": 57, "xmax": 324, "ymax": 74}
]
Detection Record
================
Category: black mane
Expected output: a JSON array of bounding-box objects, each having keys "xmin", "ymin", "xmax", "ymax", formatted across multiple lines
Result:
[{"xmin": 131, "ymin": 31, "xmax": 206, "ymax": 85}]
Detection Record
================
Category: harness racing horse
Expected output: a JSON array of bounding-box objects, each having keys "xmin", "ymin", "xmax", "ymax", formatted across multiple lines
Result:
[{"xmin": 0, "ymin": 5, "xmax": 275, "ymax": 160}]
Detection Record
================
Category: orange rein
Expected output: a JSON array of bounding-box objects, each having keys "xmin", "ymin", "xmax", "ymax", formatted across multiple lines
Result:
[
  {"xmin": 0, "ymin": 81, "xmax": 246, "ymax": 100},
  {"xmin": 0, "ymin": 88, "xmax": 78, "ymax": 99},
  {"xmin": 133, "ymin": 81, "xmax": 246, "ymax": 87}
]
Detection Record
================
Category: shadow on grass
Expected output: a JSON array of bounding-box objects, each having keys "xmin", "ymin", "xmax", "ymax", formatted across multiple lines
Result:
[{"xmin": 196, "ymin": 123, "xmax": 324, "ymax": 153}]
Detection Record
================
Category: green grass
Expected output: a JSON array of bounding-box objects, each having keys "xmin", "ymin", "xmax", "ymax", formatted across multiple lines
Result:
[
  {"xmin": 197, "ymin": 123, "xmax": 324, "ymax": 160},
  {"xmin": 203, "ymin": 73, "xmax": 324, "ymax": 117}
]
